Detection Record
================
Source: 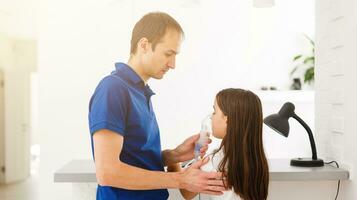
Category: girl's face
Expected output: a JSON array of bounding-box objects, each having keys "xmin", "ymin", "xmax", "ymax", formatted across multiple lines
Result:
[{"xmin": 212, "ymin": 99, "xmax": 227, "ymax": 139}]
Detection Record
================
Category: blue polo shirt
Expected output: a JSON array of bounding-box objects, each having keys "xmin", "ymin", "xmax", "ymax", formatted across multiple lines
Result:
[{"xmin": 88, "ymin": 62, "xmax": 169, "ymax": 200}]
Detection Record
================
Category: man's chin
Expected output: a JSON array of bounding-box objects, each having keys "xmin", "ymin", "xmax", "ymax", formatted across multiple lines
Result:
[{"xmin": 152, "ymin": 74, "xmax": 164, "ymax": 80}]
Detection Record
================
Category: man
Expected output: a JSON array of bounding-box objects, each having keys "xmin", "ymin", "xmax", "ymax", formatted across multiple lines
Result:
[{"xmin": 88, "ymin": 12, "xmax": 226, "ymax": 200}]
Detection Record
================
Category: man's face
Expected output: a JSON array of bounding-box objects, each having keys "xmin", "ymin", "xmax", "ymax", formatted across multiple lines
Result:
[{"xmin": 142, "ymin": 30, "xmax": 181, "ymax": 80}]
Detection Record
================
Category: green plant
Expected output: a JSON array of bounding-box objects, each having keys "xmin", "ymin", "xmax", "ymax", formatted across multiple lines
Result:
[{"xmin": 290, "ymin": 34, "xmax": 315, "ymax": 84}]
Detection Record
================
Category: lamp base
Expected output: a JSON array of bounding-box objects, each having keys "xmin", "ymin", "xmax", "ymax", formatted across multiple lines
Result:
[{"xmin": 290, "ymin": 158, "xmax": 324, "ymax": 167}]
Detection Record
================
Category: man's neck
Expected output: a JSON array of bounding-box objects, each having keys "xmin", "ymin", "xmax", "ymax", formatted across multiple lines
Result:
[{"xmin": 127, "ymin": 57, "xmax": 149, "ymax": 84}]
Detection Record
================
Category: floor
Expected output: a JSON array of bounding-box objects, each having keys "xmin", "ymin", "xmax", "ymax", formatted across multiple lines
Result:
[
  {"xmin": 0, "ymin": 145, "xmax": 39, "ymax": 200},
  {"xmin": 0, "ymin": 175, "xmax": 39, "ymax": 200}
]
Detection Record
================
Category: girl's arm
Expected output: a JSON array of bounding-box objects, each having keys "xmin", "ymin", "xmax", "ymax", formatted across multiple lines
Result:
[{"xmin": 167, "ymin": 163, "xmax": 199, "ymax": 200}]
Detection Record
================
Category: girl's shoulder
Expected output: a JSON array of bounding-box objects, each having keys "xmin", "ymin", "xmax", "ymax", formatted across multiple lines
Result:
[
  {"xmin": 200, "ymin": 149, "xmax": 242, "ymax": 200},
  {"xmin": 200, "ymin": 149, "xmax": 224, "ymax": 172}
]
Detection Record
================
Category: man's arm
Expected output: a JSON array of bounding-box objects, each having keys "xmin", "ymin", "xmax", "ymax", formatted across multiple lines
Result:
[
  {"xmin": 93, "ymin": 129, "xmax": 225, "ymax": 194},
  {"xmin": 94, "ymin": 129, "xmax": 178, "ymax": 190}
]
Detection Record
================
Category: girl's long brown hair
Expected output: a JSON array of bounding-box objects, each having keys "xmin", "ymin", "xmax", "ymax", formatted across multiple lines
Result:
[{"xmin": 214, "ymin": 88, "xmax": 269, "ymax": 200}]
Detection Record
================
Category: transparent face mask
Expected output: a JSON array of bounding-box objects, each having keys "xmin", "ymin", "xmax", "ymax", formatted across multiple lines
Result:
[
  {"xmin": 194, "ymin": 114, "xmax": 212, "ymax": 160},
  {"xmin": 182, "ymin": 114, "xmax": 212, "ymax": 169}
]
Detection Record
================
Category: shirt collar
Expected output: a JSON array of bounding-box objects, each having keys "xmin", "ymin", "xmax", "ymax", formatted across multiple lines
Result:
[
  {"xmin": 144, "ymin": 84, "xmax": 155, "ymax": 97},
  {"xmin": 114, "ymin": 62, "xmax": 144, "ymax": 85},
  {"xmin": 113, "ymin": 62, "xmax": 156, "ymax": 97}
]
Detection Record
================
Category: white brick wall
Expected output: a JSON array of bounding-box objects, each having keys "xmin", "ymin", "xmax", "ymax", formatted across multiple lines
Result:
[{"xmin": 316, "ymin": 0, "xmax": 357, "ymax": 199}]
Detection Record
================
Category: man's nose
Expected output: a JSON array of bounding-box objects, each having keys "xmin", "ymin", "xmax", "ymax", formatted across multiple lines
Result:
[{"xmin": 168, "ymin": 56, "xmax": 176, "ymax": 69}]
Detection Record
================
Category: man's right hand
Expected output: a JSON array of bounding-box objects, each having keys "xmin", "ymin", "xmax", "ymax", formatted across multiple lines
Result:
[{"xmin": 180, "ymin": 157, "xmax": 227, "ymax": 196}]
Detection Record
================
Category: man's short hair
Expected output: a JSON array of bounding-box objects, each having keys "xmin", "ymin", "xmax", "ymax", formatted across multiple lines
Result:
[{"xmin": 130, "ymin": 12, "xmax": 184, "ymax": 55}]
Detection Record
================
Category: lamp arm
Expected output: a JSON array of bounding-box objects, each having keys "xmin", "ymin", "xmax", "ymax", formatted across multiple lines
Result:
[{"xmin": 292, "ymin": 114, "xmax": 318, "ymax": 160}]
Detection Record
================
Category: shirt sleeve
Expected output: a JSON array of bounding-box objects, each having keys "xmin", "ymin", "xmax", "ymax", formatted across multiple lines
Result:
[{"xmin": 88, "ymin": 76, "xmax": 128, "ymax": 136}]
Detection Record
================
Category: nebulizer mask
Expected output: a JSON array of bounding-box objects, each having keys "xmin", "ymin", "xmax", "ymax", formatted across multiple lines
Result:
[
  {"xmin": 184, "ymin": 114, "xmax": 212, "ymax": 168},
  {"xmin": 194, "ymin": 114, "xmax": 212, "ymax": 160}
]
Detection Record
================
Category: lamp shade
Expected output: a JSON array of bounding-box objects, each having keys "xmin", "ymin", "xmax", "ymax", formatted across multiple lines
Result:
[
  {"xmin": 263, "ymin": 102, "xmax": 324, "ymax": 167},
  {"xmin": 263, "ymin": 102, "xmax": 296, "ymax": 137}
]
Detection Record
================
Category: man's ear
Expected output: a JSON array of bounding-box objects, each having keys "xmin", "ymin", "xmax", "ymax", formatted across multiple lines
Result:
[{"xmin": 137, "ymin": 37, "xmax": 150, "ymax": 53}]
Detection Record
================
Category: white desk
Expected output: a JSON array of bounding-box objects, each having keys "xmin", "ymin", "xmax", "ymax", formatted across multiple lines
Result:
[
  {"xmin": 54, "ymin": 159, "xmax": 349, "ymax": 200},
  {"xmin": 54, "ymin": 159, "xmax": 348, "ymax": 182}
]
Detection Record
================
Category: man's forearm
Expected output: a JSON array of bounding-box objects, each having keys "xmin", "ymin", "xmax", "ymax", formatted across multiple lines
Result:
[{"xmin": 97, "ymin": 161, "xmax": 182, "ymax": 190}]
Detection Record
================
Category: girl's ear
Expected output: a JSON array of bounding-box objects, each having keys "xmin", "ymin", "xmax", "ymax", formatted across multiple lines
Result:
[{"xmin": 224, "ymin": 115, "xmax": 228, "ymax": 124}]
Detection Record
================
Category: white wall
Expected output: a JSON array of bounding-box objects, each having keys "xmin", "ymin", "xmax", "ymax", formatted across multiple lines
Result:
[
  {"xmin": 0, "ymin": 33, "xmax": 36, "ymax": 183},
  {"xmin": 37, "ymin": 0, "xmax": 315, "ymax": 199},
  {"xmin": 37, "ymin": 0, "xmax": 133, "ymax": 198},
  {"xmin": 0, "ymin": 0, "xmax": 38, "ymax": 39},
  {"xmin": 0, "ymin": 0, "xmax": 39, "ymax": 184},
  {"xmin": 315, "ymin": 0, "xmax": 357, "ymax": 199}
]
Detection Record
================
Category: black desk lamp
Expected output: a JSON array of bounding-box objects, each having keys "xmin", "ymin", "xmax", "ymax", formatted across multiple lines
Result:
[{"xmin": 264, "ymin": 102, "xmax": 324, "ymax": 167}]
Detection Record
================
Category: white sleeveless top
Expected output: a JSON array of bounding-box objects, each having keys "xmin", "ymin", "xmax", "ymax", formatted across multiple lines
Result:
[{"xmin": 199, "ymin": 150, "xmax": 242, "ymax": 200}]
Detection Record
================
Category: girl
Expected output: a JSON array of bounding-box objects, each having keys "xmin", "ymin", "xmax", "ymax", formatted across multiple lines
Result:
[{"xmin": 172, "ymin": 88, "xmax": 269, "ymax": 200}]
